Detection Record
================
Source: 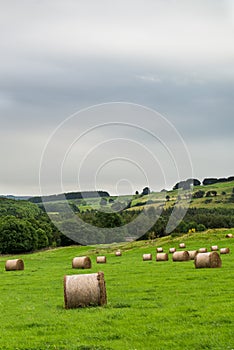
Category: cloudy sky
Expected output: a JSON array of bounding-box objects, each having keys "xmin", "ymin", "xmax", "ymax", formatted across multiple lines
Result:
[{"xmin": 1, "ymin": 0, "xmax": 234, "ymax": 196}]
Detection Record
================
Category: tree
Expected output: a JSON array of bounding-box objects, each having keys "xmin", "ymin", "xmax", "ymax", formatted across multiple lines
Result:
[
  {"xmin": 0, "ymin": 216, "xmax": 38, "ymax": 254},
  {"xmin": 142, "ymin": 187, "xmax": 150, "ymax": 195}
]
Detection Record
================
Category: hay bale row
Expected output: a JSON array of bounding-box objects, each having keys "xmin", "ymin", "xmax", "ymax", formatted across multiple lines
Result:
[
  {"xmin": 5, "ymin": 259, "xmax": 24, "ymax": 271},
  {"xmin": 64, "ymin": 272, "xmax": 107, "ymax": 309},
  {"xmin": 194, "ymin": 252, "xmax": 222, "ymax": 268}
]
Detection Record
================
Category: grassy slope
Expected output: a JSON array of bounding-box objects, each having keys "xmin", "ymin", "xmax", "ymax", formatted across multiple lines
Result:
[{"xmin": 0, "ymin": 228, "xmax": 234, "ymax": 350}]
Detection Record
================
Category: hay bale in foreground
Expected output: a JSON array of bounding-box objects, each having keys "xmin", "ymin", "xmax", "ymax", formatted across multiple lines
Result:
[
  {"xmin": 115, "ymin": 250, "xmax": 122, "ymax": 256},
  {"xmin": 169, "ymin": 247, "xmax": 176, "ymax": 253},
  {"xmin": 156, "ymin": 253, "xmax": 168, "ymax": 261},
  {"xmin": 5, "ymin": 259, "xmax": 24, "ymax": 271},
  {"xmin": 96, "ymin": 256, "xmax": 106, "ymax": 264},
  {"xmin": 64, "ymin": 272, "xmax": 107, "ymax": 309},
  {"xmin": 156, "ymin": 247, "xmax": 163, "ymax": 252},
  {"xmin": 226, "ymin": 233, "xmax": 233, "ymax": 238},
  {"xmin": 143, "ymin": 253, "xmax": 152, "ymax": 261},
  {"xmin": 194, "ymin": 252, "xmax": 222, "ymax": 268},
  {"xmin": 72, "ymin": 256, "xmax": 91, "ymax": 269},
  {"xmin": 198, "ymin": 248, "xmax": 207, "ymax": 253},
  {"xmin": 172, "ymin": 251, "xmax": 190, "ymax": 261},
  {"xmin": 179, "ymin": 243, "xmax": 186, "ymax": 248},
  {"xmin": 187, "ymin": 250, "xmax": 198, "ymax": 260},
  {"xmin": 220, "ymin": 248, "xmax": 230, "ymax": 254},
  {"xmin": 211, "ymin": 245, "xmax": 219, "ymax": 251}
]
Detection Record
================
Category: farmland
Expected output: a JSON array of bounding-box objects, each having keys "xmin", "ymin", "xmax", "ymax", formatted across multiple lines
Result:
[{"xmin": 0, "ymin": 228, "xmax": 233, "ymax": 350}]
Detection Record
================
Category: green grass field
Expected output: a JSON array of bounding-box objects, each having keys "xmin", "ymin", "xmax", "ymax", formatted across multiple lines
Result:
[{"xmin": 0, "ymin": 229, "xmax": 234, "ymax": 350}]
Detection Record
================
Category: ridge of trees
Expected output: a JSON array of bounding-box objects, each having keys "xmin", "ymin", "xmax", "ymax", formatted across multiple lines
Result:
[{"xmin": 29, "ymin": 191, "xmax": 110, "ymax": 204}]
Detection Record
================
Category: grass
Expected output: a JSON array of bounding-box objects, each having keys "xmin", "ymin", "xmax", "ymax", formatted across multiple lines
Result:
[{"xmin": 0, "ymin": 229, "xmax": 234, "ymax": 349}]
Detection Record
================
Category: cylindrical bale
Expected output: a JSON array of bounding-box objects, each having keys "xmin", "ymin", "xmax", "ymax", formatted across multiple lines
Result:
[
  {"xmin": 5, "ymin": 259, "xmax": 24, "ymax": 271},
  {"xmin": 156, "ymin": 247, "xmax": 163, "ymax": 252},
  {"xmin": 172, "ymin": 251, "xmax": 190, "ymax": 262},
  {"xmin": 156, "ymin": 253, "xmax": 168, "ymax": 261},
  {"xmin": 64, "ymin": 272, "xmax": 107, "ymax": 309},
  {"xmin": 226, "ymin": 233, "xmax": 233, "ymax": 238},
  {"xmin": 115, "ymin": 251, "xmax": 122, "ymax": 256},
  {"xmin": 187, "ymin": 250, "xmax": 198, "ymax": 260},
  {"xmin": 220, "ymin": 248, "xmax": 230, "ymax": 254},
  {"xmin": 198, "ymin": 248, "xmax": 207, "ymax": 253},
  {"xmin": 179, "ymin": 243, "xmax": 186, "ymax": 248},
  {"xmin": 169, "ymin": 247, "xmax": 176, "ymax": 253},
  {"xmin": 96, "ymin": 256, "xmax": 106, "ymax": 264},
  {"xmin": 143, "ymin": 253, "xmax": 152, "ymax": 261},
  {"xmin": 72, "ymin": 256, "xmax": 91, "ymax": 269},
  {"xmin": 194, "ymin": 252, "xmax": 222, "ymax": 268},
  {"xmin": 211, "ymin": 245, "xmax": 219, "ymax": 251}
]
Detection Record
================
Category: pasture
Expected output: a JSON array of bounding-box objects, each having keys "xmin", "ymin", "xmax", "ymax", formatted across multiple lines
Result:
[{"xmin": 0, "ymin": 229, "xmax": 233, "ymax": 350}]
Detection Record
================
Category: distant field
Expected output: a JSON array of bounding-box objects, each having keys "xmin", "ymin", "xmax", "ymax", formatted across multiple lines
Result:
[{"xmin": 0, "ymin": 228, "xmax": 233, "ymax": 349}]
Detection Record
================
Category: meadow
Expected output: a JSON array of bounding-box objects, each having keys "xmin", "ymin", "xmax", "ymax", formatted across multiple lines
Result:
[{"xmin": 0, "ymin": 228, "xmax": 233, "ymax": 350}]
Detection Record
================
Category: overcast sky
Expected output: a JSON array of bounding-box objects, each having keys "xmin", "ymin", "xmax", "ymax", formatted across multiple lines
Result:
[{"xmin": 1, "ymin": 0, "xmax": 234, "ymax": 196}]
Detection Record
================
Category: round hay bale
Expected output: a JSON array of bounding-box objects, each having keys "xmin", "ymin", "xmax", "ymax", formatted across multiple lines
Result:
[
  {"xmin": 5, "ymin": 259, "xmax": 24, "ymax": 271},
  {"xmin": 143, "ymin": 253, "xmax": 152, "ymax": 261},
  {"xmin": 187, "ymin": 250, "xmax": 198, "ymax": 260},
  {"xmin": 156, "ymin": 253, "xmax": 168, "ymax": 261},
  {"xmin": 96, "ymin": 256, "xmax": 106, "ymax": 264},
  {"xmin": 72, "ymin": 256, "xmax": 91, "ymax": 269},
  {"xmin": 172, "ymin": 251, "xmax": 190, "ymax": 261},
  {"xmin": 194, "ymin": 252, "xmax": 222, "ymax": 268},
  {"xmin": 226, "ymin": 233, "xmax": 233, "ymax": 238},
  {"xmin": 156, "ymin": 247, "xmax": 163, "ymax": 252},
  {"xmin": 115, "ymin": 250, "xmax": 122, "ymax": 256},
  {"xmin": 169, "ymin": 247, "xmax": 176, "ymax": 253},
  {"xmin": 179, "ymin": 243, "xmax": 186, "ymax": 248},
  {"xmin": 220, "ymin": 248, "xmax": 230, "ymax": 254},
  {"xmin": 211, "ymin": 245, "xmax": 218, "ymax": 251},
  {"xmin": 64, "ymin": 272, "xmax": 107, "ymax": 309},
  {"xmin": 198, "ymin": 248, "xmax": 207, "ymax": 253}
]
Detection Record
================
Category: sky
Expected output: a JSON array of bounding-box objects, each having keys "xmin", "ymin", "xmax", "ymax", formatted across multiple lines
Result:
[{"xmin": 0, "ymin": 0, "xmax": 234, "ymax": 196}]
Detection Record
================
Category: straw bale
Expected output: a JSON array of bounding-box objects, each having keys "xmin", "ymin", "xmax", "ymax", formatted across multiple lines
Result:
[
  {"xmin": 72, "ymin": 256, "xmax": 91, "ymax": 269},
  {"xmin": 156, "ymin": 253, "xmax": 168, "ymax": 261},
  {"xmin": 179, "ymin": 243, "xmax": 186, "ymax": 248},
  {"xmin": 143, "ymin": 253, "xmax": 152, "ymax": 261},
  {"xmin": 187, "ymin": 250, "xmax": 198, "ymax": 260},
  {"xmin": 169, "ymin": 247, "xmax": 176, "ymax": 253},
  {"xmin": 115, "ymin": 251, "xmax": 122, "ymax": 256},
  {"xmin": 220, "ymin": 248, "xmax": 230, "ymax": 254},
  {"xmin": 5, "ymin": 259, "xmax": 24, "ymax": 271},
  {"xmin": 172, "ymin": 251, "xmax": 190, "ymax": 261},
  {"xmin": 156, "ymin": 247, "xmax": 163, "ymax": 252},
  {"xmin": 64, "ymin": 272, "xmax": 107, "ymax": 309},
  {"xmin": 96, "ymin": 256, "xmax": 106, "ymax": 263},
  {"xmin": 198, "ymin": 248, "xmax": 207, "ymax": 253},
  {"xmin": 211, "ymin": 245, "xmax": 218, "ymax": 251},
  {"xmin": 194, "ymin": 252, "xmax": 222, "ymax": 268}
]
